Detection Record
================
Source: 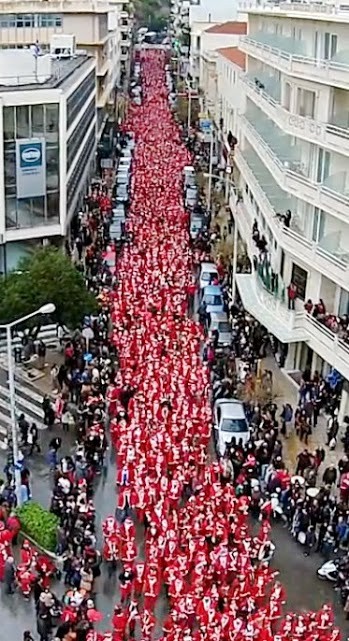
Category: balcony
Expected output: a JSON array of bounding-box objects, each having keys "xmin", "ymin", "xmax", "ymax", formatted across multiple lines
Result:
[
  {"xmin": 232, "ymin": 149, "xmax": 349, "ymax": 289},
  {"xmin": 240, "ymin": 75, "xmax": 349, "ymax": 157},
  {"xmin": 235, "ymin": 271, "xmax": 349, "ymax": 379},
  {"xmin": 239, "ymin": 112, "xmax": 349, "ymax": 225},
  {"xmin": 240, "ymin": 34, "xmax": 349, "ymax": 90}
]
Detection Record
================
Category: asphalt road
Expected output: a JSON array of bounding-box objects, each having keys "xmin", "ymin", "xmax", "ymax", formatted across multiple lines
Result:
[{"xmin": 0, "ymin": 429, "xmax": 347, "ymax": 638}]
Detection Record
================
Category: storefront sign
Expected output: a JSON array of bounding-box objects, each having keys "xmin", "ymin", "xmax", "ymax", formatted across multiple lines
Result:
[{"xmin": 16, "ymin": 137, "xmax": 46, "ymax": 199}]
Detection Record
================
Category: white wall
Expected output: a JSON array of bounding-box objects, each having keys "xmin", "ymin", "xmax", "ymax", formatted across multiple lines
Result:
[
  {"xmin": 201, "ymin": 31, "xmax": 242, "ymax": 54},
  {"xmin": 190, "ymin": 0, "xmax": 238, "ymax": 23}
]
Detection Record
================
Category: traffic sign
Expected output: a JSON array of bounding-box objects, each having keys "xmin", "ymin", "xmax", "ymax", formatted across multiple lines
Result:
[{"xmin": 199, "ymin": 118, "xmax": 212, "ymax": 134}]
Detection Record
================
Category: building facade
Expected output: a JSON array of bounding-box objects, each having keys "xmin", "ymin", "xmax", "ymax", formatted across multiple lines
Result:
[
  {"xmin": 0, "ymin": 0, "xmax": 133, "ymax": 133},
  {"xmin": 0, "ymin": 51, "xmax": 97, "ymax": 273},
  {"xmin": 211, "ymin": 1, "xmax": 349, "ymax": 416}
]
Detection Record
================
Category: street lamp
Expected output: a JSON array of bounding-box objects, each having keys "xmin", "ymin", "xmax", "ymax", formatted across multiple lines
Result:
[{"xmin": 0, "ymin": 302, "xmax": 56, "ymax": 506}]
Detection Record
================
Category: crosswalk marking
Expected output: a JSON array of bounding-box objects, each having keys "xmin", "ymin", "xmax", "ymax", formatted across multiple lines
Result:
[{"xmin": 13, "ymin": 381, "xmax": 44, "ymax": 406}]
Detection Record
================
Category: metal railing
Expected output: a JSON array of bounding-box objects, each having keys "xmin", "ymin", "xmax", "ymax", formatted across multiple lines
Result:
[
  {"xmin": 240, "ymin": 36, "xmax": 349, "ymax": 76},
  {"xmin": 239, "ymin": 114, "xmax": 349, "ymax": 213},
  {"xmin": 234, "ymin": 149, "xmax": 349, "ymax": 273}
]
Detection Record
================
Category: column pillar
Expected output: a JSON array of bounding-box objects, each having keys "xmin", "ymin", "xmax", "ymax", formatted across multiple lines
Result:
[{"xmin": 284, "ymin": 342, "xmax": 296, "ymax": 370}]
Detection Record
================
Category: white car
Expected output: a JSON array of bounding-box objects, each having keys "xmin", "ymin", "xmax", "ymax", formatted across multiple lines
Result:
[
  {"xmin": 199, "ymin": 262, "xmax": 218, "ymax": 290},
  {"xmin": 213, "ymin": 398, "xmax": 250, "ymax": 456}
]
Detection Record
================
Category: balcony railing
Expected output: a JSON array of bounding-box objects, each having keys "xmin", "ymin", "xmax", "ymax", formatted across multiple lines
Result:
[
  {"xmin": 240, "ymin": 36, "xmax": 349, "ymax": 88},
  {"xmin": 239, "ymin": 114, "xmax": 349, "ymax": 223},
  {"xmin": 232, "ymin": 151, "xmax": 349, "ymax": 288},
  {"xmin": 235, "ymin": 270, "xmax": 349, "ymax": 378},
  {"xmin": 241, "ymin": 75, "xmax": 349, "ymax": 155}
]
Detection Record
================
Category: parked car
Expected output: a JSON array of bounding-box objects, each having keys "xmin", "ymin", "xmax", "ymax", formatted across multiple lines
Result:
[
  {"xmin": 209, "ymin": 312, "xmax": 232, "ymax": 346},
  {"xmin": 190, "ymin": 214, "xmax": 204, "ymax": 240},
  {"xmin": 185, "ymin": 186, "xmax": 197, "ymax": 208},
  {"xmin": 201, "ymin": 285, "xmax": 224, "ymax": 314},
  {"xmin": 115, "ymin": 184, "xmax": 129, "ymax": 203},
  {"xmin": 213, "ymin": 398, "xmax": 250, "ymax": 456},
  {"xmin": 199, "ymin": 262, "xmax": 219, "ymax": 290}
]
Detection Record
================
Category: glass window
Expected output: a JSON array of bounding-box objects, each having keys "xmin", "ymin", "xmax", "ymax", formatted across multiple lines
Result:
[
  {"xmin": 3, "ymin": 107, "xmax": 15, "ymax": 141},
  {"xmin": 16, "ymin": 105, "xmax": 30, "ymax": 138},
  {"xmin": 4, "ymin": 151, "xmax": 15, "ymax": 187},
  {"xmin": 47, "ymin": 192, "xmax": 59, "ymax": 220},
  {"xmin": 46, "ymin": 147, "xmax": 59, "ymax": 191},
  {"xmin": 31, "ymin": 196, "xmax": 45, "ymax": 224},
  {"xmin": 23, "ymin": 14, "xmax": 33, "ymax": 27},
  {"xmin": 67, "ymin": 98, "xmax": 96, "ymax": 169},
  {"xmin": 16, "ymin": 15, "xmax": 24, "ymax": 27},
  {"xmin": 32, "ymin": 104, "xmax": 44, "ymax": 136},
  {"xmin": 5, "ymin": 196, "xmax": 17, "ymax": 228},
  {"xmin": 45, "ymin": 104, "xmax": 59, "ymax": 134},
  {"xmin": 291, "ymin": 263, "xmax": 308, "ymax": 300},
  {"xmin": 67, "ymin": 71, "xmax": 96, "ymax": 129},
  {"xmin": 55, "ymin": 14, "xmax": 62, "ymax": 26}
]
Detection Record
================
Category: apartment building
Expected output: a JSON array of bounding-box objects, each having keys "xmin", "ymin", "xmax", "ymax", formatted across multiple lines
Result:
[
  {"xmin": 199, "ymin": 22, "xmax": 247, "ymax": 109},
  {"xmin": 214, "ymin": 0, "xmax": 349, "ymax": 416},
  {"xmin": 0, "ymin": 47, "xmax": 97, "ymax": 273},
  {"xmin": 0, "ymin": 0, "xmax": 133, "ymax": 133}
]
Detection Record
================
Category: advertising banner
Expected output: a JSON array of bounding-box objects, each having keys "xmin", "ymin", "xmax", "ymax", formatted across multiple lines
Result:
[{"xmin": 16, "ymin": 137, "xmax": 46, "ymax": 199}]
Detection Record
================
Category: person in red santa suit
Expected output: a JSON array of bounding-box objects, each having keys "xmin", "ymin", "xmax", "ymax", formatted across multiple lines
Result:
[
  {"xmin": 127, "ymin": 599, "xmax": 140, "ymax": 638},
  {"xmin": 120, "ymin": 538, "xmax": 137, "ymax": 567},
  {"xmin": 141, "ymin": 608, "xmax": 156, "ymax": 641},
  {"xmin": 102, "ymin": 516, "xmax": 119, "ymax": 540},
  {"xmin": 268, "ymin": 581, "xmax": 286, "ymax": 622},
  {"xmin": 316, "ymin": 604, "xmax": 334, "ymax": 632},
  {"xmin": 16, "ymin": 562, "xmax": 35, "ymax": 598},
  {"xmin": 112, "ymin": 604, "xmax": 128, "ymax": 641},
  {"xmin": 103, "ymin": 532, "xmax": 119, "ymax": 578},
  {"xmin": 119, "ymin": 565, "xmax": 134, "ymax": 606},
  {"xmin": 143, "ymin": 564, "xmax": 161, "ymax": 611},
  {"xmin": 20, "ymin": 539, "xmax": 33, "ymax": 567},
  {"xmin": 120, "ymin": 517, "xmax": 136, "ymax": 543}
]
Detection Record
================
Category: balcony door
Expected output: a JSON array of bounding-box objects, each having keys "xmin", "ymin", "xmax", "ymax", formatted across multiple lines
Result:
[
  {"xmin": 317, "ymin": 148, "xmax": 331, "ymax": 183},
  {"xmin": 324, "ymin": 33, "xmax": 338, "ymax": 60}
]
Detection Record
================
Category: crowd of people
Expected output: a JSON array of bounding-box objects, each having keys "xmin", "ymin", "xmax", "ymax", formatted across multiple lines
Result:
[{"xmin": 10, "ymin": 50, "xmax": 344, "ymax": 641}]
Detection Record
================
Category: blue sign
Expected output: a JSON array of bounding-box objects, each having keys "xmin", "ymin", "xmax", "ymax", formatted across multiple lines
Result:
[
  {"xmin": 16, "ymin": 137, "xmax": 46, "ymax": 199},
  {"xmin": 200, "ymin": 118, "xmax": 212, "ymax": 134}
]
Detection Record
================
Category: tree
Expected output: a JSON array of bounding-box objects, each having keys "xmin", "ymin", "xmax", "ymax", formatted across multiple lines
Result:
[{"xmin": 0, "ymin": 247, "xmax": 97, "ymax": 332}]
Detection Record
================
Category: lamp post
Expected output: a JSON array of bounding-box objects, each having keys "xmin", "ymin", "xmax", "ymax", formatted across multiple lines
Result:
[
  {"xmin": 186, "ymin": 77, "xmax": 192, "ymax": 132},
  {"xmin": 0, "ymin": 303, "xmax": 56, "ymax": 506}
]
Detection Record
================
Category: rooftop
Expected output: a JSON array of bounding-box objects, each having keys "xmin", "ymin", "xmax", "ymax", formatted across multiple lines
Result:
[
  {"xmin": 0, "ymin": 53, "xmax": 94, "ymax": 92},
  {"xmin": 216, "ymin": 46, "xmax": 246, "ymax": 69},
  {"xmin": 204, "ymin": 20, "xmax": 247, "ymax": 34}
]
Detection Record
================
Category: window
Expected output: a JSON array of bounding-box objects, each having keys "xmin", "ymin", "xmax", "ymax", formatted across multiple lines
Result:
[
  {"xmin": 46, "ymin": 147, "xmax": 59, "ymax": 191},
  {"xmin": 67, "ymin": 71, "xmax": 96, "ymax": 129},
  {"xmin": 16, "ymin": 105, "xmax": 30, "ymax": 138},
  {"xmin": 324, "ymin": 32, "xmax": 337, "ymax": 60},
  {"xmin": 45, "ymin": 103, "xmax": 59, "ymax": 135},
  {"xmin": 3, "ymin": 107, "xmax": 15, "ymax": 141},
  {"xmin": 317, "ymin": 148, "xmax": 331, "ymax": 183},
  {"xmin": 31, "ymin": 104, "xmax": 44, "ymax": 136},
  {"xmin": 291, "ymin": 263, "xmax": 308, "ymax": 300},
  {"xmin": 4, "ymin": 150, "xmax": 15, "ymax": 187},
  {"xmin": 67, "ymin": 129, "xmax": 96, "ymax": 209},
  {"xmin": 67, "ymin": 99, "xmax": 96, "ymax": 169}
]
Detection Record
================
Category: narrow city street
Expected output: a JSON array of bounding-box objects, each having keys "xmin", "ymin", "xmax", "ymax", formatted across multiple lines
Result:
[{"xmin": 0, "ymin": 49, "xmax": 346, "ymax": 641}]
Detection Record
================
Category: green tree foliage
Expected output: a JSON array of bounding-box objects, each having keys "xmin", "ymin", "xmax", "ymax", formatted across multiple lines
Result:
[
  {"xmin": 0, "ymin": 247, "xmax": 97, "ymax": 329},
  {"xmin": 135, "ymin": 0, "xmax": 169, "ymax": 28}
]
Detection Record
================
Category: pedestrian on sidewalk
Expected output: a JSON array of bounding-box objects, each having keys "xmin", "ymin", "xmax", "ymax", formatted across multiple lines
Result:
[
  {"xmin": 304, "ymin": 525, "xmax": 316, "ymax": 557},
  {"xmin": 322, "ymin": 465, "xmax": 337, "ymax": 487},
  {"xmin": 18, "ymin": 414, "xmax": 29, "ymax": 446},
  {"xmin": 4, "ymin": 556, "xmax": 16, "ymax": 594},
  {"xmin": 28, "ymin": 423, "xmax": 41, "ymax": 455},
  {"xmin": 280, "ymin": 403, "xmax": 293, "ymax": 437}
]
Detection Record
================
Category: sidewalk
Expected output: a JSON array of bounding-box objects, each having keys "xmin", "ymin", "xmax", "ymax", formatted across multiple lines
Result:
[{"xmin": 211, "ymin": 202, "xmax": 341, "ymax": 478}]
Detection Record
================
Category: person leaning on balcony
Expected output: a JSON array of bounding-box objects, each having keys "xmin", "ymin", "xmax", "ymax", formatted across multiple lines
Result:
[
  {"xmin": 287, "ymin": 282, "xmax": 297, "ymax": 310},
  {"xmin": 304, "ymin": 299, "xmax": 313, "ymax": 314}
]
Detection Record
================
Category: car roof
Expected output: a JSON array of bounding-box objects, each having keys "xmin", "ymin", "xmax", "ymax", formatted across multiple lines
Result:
[
  {"xmin": 200, "ymin": 262, "xmax": 217, "ymax": 272},
  {"xmin": 216, "ymin": 399, "xmax": 246, "ymax": 418},
  {"xmin": 203, "ymin": 285, "xmax": 222, "ymax": 294},
  {"xmin": 210, "ymin": 312, "xmax": 229, "ymax": 322}
]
